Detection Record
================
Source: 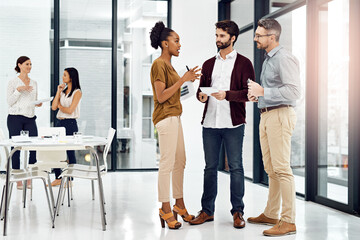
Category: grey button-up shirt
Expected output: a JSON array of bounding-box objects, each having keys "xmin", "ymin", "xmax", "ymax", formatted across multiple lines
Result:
[{"xmin": 257, "ymin": 45, "xmax": 301, "ymax": 109}]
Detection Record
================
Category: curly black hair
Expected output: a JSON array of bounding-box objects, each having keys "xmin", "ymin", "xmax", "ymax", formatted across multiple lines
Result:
[{"xmin": 150, "ymin": 21, "xmax": 174, "ymax": 49}]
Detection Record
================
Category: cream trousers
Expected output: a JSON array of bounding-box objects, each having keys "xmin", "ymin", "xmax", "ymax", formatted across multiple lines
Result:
[
  {"xmin": 260, "ymin": 107, "xmax": 297, "ymax": 223},
  {"xmin": 156, "ymin": 116, "xmax": 186, "ymax": 202}
]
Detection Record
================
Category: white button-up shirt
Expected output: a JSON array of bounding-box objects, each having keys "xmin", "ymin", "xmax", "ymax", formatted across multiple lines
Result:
[
  {"xmin": 7, "ymin": 77, "xmax": 38, "ymax": 118},
  {"xmin": 203, "ymin": 50, "xmax": 241, "ymax": 129}
]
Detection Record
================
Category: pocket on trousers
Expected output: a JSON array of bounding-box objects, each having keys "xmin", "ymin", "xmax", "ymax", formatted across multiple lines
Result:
[
  {"xmin": 279, "ymin": 108, "xmax": 297, "ymax": 131},
  {"xmin": 155, "ymin": 117, "xmax": 170, "ymax": 132}
]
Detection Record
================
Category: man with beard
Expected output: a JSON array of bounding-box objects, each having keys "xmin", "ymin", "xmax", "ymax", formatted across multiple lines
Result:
[
  {"xmin": 247, "ymin": 18, "xmax": 300, "ymax": 236},
  {"xmin": 189, "ymin": 20, "xmax": 254, "ymax": 229}
]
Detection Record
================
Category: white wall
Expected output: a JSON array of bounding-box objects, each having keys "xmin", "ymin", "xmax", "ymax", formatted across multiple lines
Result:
[
  {"xmin": 171, "ymin": 0, "xmax": 218, "ymax": 171},
  {"xmin": 0, "ymin": 0, "xmax": 51, "ymax": 170}
]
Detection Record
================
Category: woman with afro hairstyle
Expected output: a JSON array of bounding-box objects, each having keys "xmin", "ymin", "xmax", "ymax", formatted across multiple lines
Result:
[{"xmin": 150, "ymin": 21, "xmax": 201, "ymax": 229}]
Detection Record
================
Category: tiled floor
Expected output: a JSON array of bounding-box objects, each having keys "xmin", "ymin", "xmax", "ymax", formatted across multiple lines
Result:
[{"xmin": 1, "ymin": 170, "xmax": 359, "ymax": 239}]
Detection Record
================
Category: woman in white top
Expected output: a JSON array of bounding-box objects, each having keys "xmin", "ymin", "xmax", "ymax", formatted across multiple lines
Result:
[
  {"xmin": 51, "ymin": 67, "xmax": 82, "ymax": 186},
  {"xmin": 7, "ymin": 56, "xmax": 43, "ymax": 189}
]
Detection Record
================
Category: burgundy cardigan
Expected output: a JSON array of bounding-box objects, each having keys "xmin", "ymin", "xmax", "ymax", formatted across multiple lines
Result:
[{"xmin": 196, "ymin": 53, "xmax": 255, "ymax": 126}]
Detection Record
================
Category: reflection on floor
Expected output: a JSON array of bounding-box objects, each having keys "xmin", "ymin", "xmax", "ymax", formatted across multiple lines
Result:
[{"xmin": 1, "ymin": 171, "xmax": 359, "ymax": 239}]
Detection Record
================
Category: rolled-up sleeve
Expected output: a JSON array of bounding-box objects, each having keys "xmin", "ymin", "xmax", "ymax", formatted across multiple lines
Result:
[{"xmin": 263, "ymin": 55, "xmax": 301, "ymax": 102}]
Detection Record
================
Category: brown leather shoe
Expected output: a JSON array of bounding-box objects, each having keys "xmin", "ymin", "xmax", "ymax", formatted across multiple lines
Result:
[
  {"xmin": 263, "ymin": 220, "xmax": 296, "ymax": 236},
  {"xmin": 233, "ymin": 212, "xmax": 245, "ymax": 229},
  {"xmin": 247, "ymin": 213, "xmax": 279, "ymax": 226},
  {"xmin": 189, "ymin": 211, "xmax": 214, "ymax": 225}
]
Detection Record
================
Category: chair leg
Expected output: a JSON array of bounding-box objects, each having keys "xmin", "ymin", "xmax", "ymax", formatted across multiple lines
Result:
[
  {"xmin": 98, "ymin": 179, "xmax": 107, "ymax": 224},
  {"xmin": 30, "ymin": 180, "xmax": 33, "ymax": 201},
  {"xmin": 70, "ymin": 179, "xmax": 73, "ymax": 201},
  {"xmin": 61, "ymin": 181, "xmax": 66, "ymax": 206},
  {"xmin": 58, "ymin": 178, "xmax": 66, "ymax": 215},
  {"xmin": 8, "ymin": 183, "xmax": 14, "ymax": 211},
  {"xmin": 53, "ymin": 178, "xmax": 65, "ymax": 228},
  {"xmin": 2, "ymin": 183, "xmax": 14, "ymax": 220},
  {"xmin": 67, "ymin": 177, "xmax": 71, "ymax": 207},
  {"xmin": 97, "ymin": 178, "xmax": 106, "ymax": 229},
  {"xmin": 47, "ymin": 174, "xmax": 55, "ymax": 210},
  {"xmin": 23, "ymin": 180, "xmax": 27, "ymax": 208},
  {"xmin": 0, "ymin": 185, "xmax": 5, "ymax": 220},
  {"xmin": 41, "ymin": 179, "xmax": 53, "ymax": 223},
  {"xmin": 54, "ymin": 178, "xmax": 65, "ymax": 220},
  {"xmin": 91, "ymin": 180, "xmax": 95, "ymax": 200}
]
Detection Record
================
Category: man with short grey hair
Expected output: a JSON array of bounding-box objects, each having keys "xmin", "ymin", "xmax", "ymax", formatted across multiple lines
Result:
[{"xmin": 247, "ymin": 18, "xmax": 300, "ymax": 237}]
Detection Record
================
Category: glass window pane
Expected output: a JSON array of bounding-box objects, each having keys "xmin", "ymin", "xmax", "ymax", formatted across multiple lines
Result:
[
  {"xmin": 142, "ymin": 119, "xmax": 151, "ymax": 139},
  {"xmin": 233, "ymin": 31, "xmax": 254, "ymax": 179},
  {"xmin": 318, "ymin": 0, "xmax": 349, "ymax": 204},
  {"xmin": 117, "ymin": 0, "xmax": 167, "ymax": 169},
  {"xmin": 143, "ymin": 96, "xmax": 151, "ymax": 118},
  {"xmin": 276, "ymin": 6, "xmax": 307, "ymax": 195},
  {"xmin": 60, "ymin": 0, "xmax": 112, "ymax": 168},
  {"xmin": 231, "ymin": 0, "xmax": 254, "ymax": 27},
  {"xmin": 0, "ymin": 0, "xmax": 52, "ymax": 169}
]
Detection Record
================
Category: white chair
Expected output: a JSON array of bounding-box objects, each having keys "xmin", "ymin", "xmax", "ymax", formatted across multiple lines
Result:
[
  {"xmin": 0, "ymin": 129, "xmax": 54, "ymax": 225},
  {"xmin": 0, "ymin": 170, "xmax": 54, "ymax": 223},
  {"xmin": 65, "ymin": 131, "xmax": 110, "ymax": 200},
  {"xmin": 36, "ymin": 127, "xmax": 67, "ymax": 172},
  {"xmin": 35, "ymin": 127, "xmax": 75, "ymax": 206},
  {"xmin": 0, "ymin": 128, "xmax": 38, "ymax": 207},
  {"xmin": 53, "ymin": 127, "xmax": 116, "ymax": 229}
]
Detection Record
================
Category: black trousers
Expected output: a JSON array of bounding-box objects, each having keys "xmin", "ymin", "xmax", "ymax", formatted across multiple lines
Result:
[
  {"xmin": 54, "ymin": 119, "xmax": 78, "ymax": 179},
  {"xmin": 7, "ymin": 115, "xmax": 38, "ymax": 169}
]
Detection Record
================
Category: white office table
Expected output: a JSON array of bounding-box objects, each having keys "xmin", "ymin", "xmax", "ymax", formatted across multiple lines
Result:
[{"xmin": 0, "ymin": 136, "xmax": 108, "ymax": 236}]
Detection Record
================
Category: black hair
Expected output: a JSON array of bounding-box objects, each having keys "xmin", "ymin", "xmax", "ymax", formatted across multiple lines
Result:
[
  {"xmin": 149, "ymin": 21, "xmax": 174, "ymax": 49},
  {"xmin": 215, "ymin": 20, "xmax": 240, "ymax": 45},
  {"xmin": 63, "ymin": 67, "xmax": 81, "ymax": 97},
  {"xmin": 15, "ymin": 56, "xmax": 30, "ymax": 73},
  {"xmin": 257, "ymin": 18, "xmax": 282, "ymax": 42}
]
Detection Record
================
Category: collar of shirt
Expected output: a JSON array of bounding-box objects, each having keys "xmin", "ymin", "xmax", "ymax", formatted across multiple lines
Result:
[
  {"xmin": 265, "ymin": 45, "xmax": 283, "ymax": 59},
  {"xmin": 216, "ymin": 49, "xmax": 237, "ymax": 60}
]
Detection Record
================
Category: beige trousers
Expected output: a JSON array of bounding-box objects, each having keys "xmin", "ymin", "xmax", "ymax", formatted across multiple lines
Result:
[
  {"xmin": 156, "ymin": 116, "xmax": 186, "ymax": 202},
  {"xmin": 259, "ymin": 107, "xmax": 297, "ymax": 223}
]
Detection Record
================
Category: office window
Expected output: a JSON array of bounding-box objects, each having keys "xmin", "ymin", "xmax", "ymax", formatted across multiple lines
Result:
[
  {"xmin": 60, "ymin": 0, "xmax": 112, "ymax": 168},
  {"xmin": 117, "ymin": 0, "xmax": 167, "ymax": 169},
  {"xmin": 233, "ymin": 31, "xmax": 254, "ymax": 179},
  {"xmin": 275, "ymin": 6, "xmax": 307, "ymax": 195},
  {"xmin": 231, "ymin": 0, "xmax": 254, "ymax": 27},
  {"xmin": 317, "ymin": 0, "xmax": 349, "ymax": 204},
  {"xmin": 142, "ymin": 96, "xmax": 154, "ymax": 139}
]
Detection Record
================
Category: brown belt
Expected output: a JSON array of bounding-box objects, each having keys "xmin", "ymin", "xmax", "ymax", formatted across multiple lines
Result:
[{"xmin": 259, "ymin": 104, "xmax": 292, "ymax": 114}]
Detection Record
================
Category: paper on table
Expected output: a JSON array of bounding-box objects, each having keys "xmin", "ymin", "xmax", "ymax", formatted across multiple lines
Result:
[
  {"xmin": 200, "ymin": 87, "xmax": 219, "ymax": 95},
  {"xmin": 32, "ymin": 96, "xmax": 54, "ymax": 105}
]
